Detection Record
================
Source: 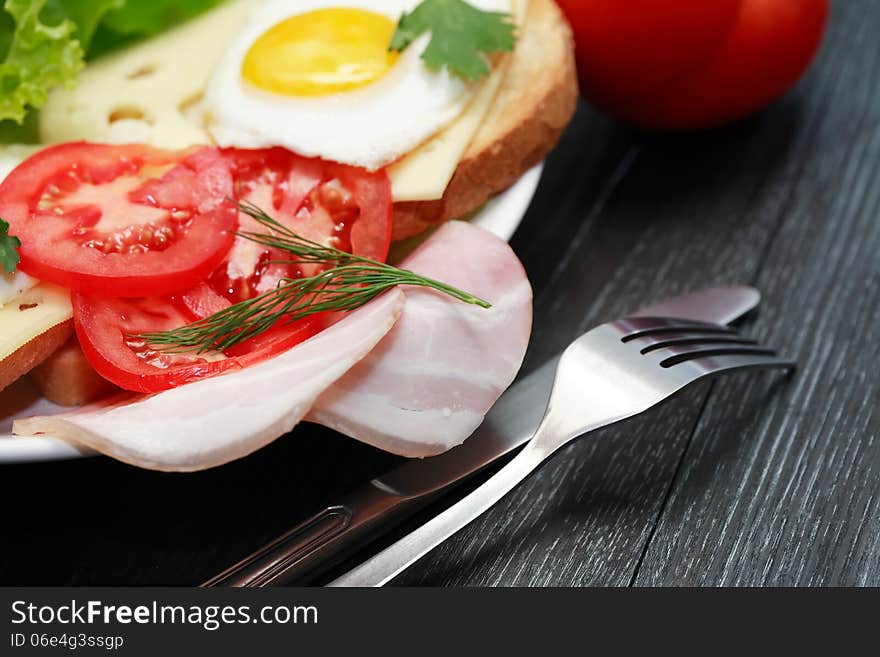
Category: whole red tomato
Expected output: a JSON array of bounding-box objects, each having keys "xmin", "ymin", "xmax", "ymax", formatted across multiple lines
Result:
[{"xmin": 556, "ymin": 0, "xmax": 829, "ymax": 130}]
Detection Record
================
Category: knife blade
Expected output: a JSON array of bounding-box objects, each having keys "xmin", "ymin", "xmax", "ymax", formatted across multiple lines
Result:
[{"xmin": 203, "ymin": 286, "xmax": 760, "ymax": 587}]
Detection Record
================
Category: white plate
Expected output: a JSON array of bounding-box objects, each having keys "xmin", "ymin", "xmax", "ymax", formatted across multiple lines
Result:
[{"xmin": 0, "ymin": 164, "xmax": 544, "ymax": 465}]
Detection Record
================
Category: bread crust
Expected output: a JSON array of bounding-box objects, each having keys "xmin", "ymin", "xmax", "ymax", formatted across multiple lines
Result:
[
  {"xmin": 0, "ymin": 320, "xmax": 74, "ymax": 394},
  {"xmin": 391, "ymin": 0, "xmax": 579, "ymax": 240}
]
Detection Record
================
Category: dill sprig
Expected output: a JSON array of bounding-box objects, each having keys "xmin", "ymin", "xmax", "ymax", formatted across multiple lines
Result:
[{"xmin": 137, "ymin": 201, "xmax": 490, "ymax": 354}]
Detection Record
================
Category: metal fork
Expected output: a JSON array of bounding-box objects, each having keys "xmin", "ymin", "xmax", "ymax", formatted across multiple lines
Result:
[{"xmin": 328, "ymin": 316, "xmax": 795, "ymax": 586}]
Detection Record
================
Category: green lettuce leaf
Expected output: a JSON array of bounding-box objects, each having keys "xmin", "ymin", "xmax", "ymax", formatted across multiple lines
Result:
[
  {"xmin": 90, "ymin": 0, "xmax": 227, "ymax": 58},
  {"xmin": 100, "ymin": 0, "xmax": 226, "ymax": 36},
  {"xmin": 0, "ymin": 0, "xmax": 83, "ymax": 124},
  {"xmin": 0, "ymin": 0, "xmax": 227, "ymax": 126}
]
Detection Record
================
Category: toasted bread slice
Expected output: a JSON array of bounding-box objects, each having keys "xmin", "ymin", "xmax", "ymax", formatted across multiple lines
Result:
[
  {"xmin": 30, "ymin": 337, "xmax": 120, "ymax": 406},
  {"xmin": 0, "ymin": 320, "xmax": 74, "ymax": 394},
  {"xmin": 391, "ymin": 0, "xmax": 578, "ymax": 240}
]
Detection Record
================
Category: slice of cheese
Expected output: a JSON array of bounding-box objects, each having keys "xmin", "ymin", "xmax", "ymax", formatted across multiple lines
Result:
[
  {"xmin": 388, "ymin": 0, "xmax": 530, "ymax": 201},
  {"xmin": 0, "ymin": 149, "xmax": 73, "ymax": 362},
  {"xmin": 0, "ymin": 284, "xmax": 73, "ymax": 362},
  {"xmin": 386, "ymin": 59, "xmax": 508, "ymax": 201},
  {"xmin": 39, "ymin": 0, "xmax": 529, "ymax": 202},
  {"xmin": 39, "ymin": 0, "xmax": 256, "ymax": 150},
  {"xmin": 0, "ymin": 270, "xmax": 37, "ymax": 308}
]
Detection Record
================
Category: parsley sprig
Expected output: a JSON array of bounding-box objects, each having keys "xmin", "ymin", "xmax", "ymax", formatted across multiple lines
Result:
[
  {"xmin": 390, "ymin": 0, "xmax": 517, "ymax": 81},
  {"xmin": 0, "ymin": 218, "xmax": 21, "ymax": 274}
]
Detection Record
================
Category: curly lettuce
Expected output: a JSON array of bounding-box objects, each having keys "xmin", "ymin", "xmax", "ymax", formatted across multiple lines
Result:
[
  {"xmin": 0, "ymin": 0, "xmax": 84, "ymax": 124},
  {"xmin": 0, "ymin": 0, "xmax": 227, "ymax": 125}
]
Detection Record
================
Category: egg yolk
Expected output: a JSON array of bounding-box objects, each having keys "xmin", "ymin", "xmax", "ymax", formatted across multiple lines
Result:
[{"xmin": 242, "ymin": 8, "xmax": 400, "ymax": 97}]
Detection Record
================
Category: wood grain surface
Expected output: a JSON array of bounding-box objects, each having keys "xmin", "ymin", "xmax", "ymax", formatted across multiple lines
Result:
[{"xmin": 1, "ymin": 1, "xmax": 877, "ymax": 587}]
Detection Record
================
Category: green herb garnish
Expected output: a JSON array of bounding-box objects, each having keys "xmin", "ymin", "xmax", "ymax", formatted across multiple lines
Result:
[
  {"xmin": 390, "ymin": 0, "xmax": 517, "ymax": 81},
  {"xmin": 137, "ymin": 202, "xmax": 490, "ymax": 354},
  {"xmin": 0, "ymin": 218, "xmax": 21, "ymax": 274}
]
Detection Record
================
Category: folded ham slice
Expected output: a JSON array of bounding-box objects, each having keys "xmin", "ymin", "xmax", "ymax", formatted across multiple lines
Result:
[
  {"xmin": 14, "ymin": 221, "xmax": 532, "ymax": 470},
  {"xmin": 14, "ymin": 290, "xmax": 405, "ymax": 472},
  {"xmin": 308, "ymin": 221, "xmax": 533, "ymax": 457}
]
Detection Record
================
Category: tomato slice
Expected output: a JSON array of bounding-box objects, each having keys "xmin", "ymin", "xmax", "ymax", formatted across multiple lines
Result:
[
  {"xmin": 199, "ymin": 147, "xmax": 392, "ymax": 305},
  {"xmin": 73, "ymin": 147, "xmax": 393, "ymax": 393},
  {"xmin": 0, "ymin": 142, "xmax": 238, "ymax": 297},
  {"xmin": 73, "ymin": 293, "xmax": 321, "ymax": 393}
]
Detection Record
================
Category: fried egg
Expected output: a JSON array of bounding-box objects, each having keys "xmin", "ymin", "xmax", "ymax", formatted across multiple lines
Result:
[{"xmin": 205, "ymin": 0, "xmax": 512, "ymax": 170}]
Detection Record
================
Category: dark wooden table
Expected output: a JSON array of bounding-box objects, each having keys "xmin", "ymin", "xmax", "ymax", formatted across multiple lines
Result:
[{"xmin": 2, "ymin": 1, "xmax": 878, "ymax": 587}]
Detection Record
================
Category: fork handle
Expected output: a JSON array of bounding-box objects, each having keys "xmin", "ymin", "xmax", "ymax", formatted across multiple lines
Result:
[{"xmin": 327, "ymin": 441, "xmax": 550, "ymax": 587}]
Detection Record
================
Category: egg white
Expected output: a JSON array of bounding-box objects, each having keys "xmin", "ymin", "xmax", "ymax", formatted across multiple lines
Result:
[{"xmin": 205, "ymin": 0, "xmax": 512, "ymax": 170}]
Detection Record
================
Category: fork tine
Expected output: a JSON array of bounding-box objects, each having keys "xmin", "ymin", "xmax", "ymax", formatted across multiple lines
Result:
[
  {"xmin": 650, "ymin": 343, "xmax": 776, "ymax": 366},
  {"xmin": 674, "ymin": 351, "xmax": 797, "ymax": 376},
  {"xmin": 617, "ymin": 316, "xmax": 736, "ymax": 342},
  {"xmin": 636, "ymin": 332, "xmax": 758, "ymax": 354}
]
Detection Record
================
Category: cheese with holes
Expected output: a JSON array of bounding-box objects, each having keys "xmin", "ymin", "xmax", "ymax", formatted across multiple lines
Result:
[
  {"xmin": 39, "ymin": 0, "xmax": 528, "ymax": 202},
  {"xmin": 0, "ymin": 284, "xmax": 73, "ymax": 362},
  {"xmin": 40, "ymin": 0, "xmax": 255, "ymax": 150}
]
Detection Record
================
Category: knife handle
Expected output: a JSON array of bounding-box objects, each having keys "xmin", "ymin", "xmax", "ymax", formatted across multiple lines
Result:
[
  {"xmin": 203, "ymin": 506, "xmax": 353, "ymax": 587},
  {"xmin": 202, "ymin": 485, "xmax": 422, "ymax": 587}
]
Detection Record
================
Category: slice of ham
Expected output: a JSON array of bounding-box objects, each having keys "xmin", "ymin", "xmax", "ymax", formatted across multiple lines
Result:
[
  {"xmin": 307, "ymin": 221, "xmax": 533, "ymax": 457},
  {"xmin": 14, "ymin": 290, "xmax": 404, "ymax": 472}
]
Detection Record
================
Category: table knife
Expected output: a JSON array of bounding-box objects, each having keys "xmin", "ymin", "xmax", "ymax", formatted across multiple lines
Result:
[{"xmin": 203, "ymin": 286, "xmax": 760, "ymax": 587}]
